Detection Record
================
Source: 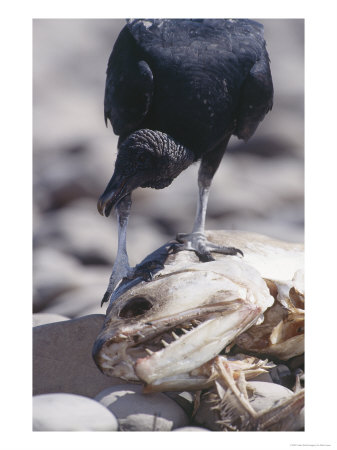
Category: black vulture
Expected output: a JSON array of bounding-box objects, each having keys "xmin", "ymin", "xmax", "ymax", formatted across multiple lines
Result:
[{"xmin": 97, "ymin": 19, "xmax": 273, "ymax": 304}]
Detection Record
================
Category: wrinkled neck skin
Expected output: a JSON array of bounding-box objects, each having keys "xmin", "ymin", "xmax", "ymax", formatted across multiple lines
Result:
[{"xmin": 126, "ymin": 129, "xmax": 195, "ymax": 189}]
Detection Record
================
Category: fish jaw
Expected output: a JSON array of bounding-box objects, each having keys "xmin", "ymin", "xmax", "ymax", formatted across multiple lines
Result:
[
  {"xmin": 93, "ymin": 299, "xmax": 255, "ymax": 383},
  {"xmin": 93, "ymin": 298, "xmax": 266, "ymax": 390},
  {"xmin": 135, "ymin": 300, "xmax": 261, "ymax": 386}
]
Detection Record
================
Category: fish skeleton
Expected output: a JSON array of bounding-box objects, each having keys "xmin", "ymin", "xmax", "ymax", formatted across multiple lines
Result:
[{"xmin": 92, "ymin": 230, "xmax": 304, "ymax": 430}]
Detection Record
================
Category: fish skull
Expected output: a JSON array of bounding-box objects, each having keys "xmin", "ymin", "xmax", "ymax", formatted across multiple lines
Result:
[{"xmin": 92, "ymin": 255, "xmax": 274, "ymax": 391}]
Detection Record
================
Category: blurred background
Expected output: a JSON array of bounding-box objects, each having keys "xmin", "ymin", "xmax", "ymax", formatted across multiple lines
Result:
[{"xmin": 33, "ymin": 19, "xmax": 304, "ymax": 319}]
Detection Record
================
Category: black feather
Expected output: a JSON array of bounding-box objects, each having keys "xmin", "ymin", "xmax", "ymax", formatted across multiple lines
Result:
[{"xmin": 104, "ymin": 19, "xmax": 273, "ymax": 156}]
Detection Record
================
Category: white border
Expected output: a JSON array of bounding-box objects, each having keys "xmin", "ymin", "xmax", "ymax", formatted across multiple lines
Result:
[{"xmin": 1, "ymin": 0, "xmax": 337, "ymax": 449}]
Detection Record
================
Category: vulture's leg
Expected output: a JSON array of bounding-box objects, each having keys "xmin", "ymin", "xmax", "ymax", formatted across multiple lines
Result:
[
  {"xmin": 176, "ymin": 138, "xmax": 243, "ymax": 261},
  {"xmin": 101, "ymin": 194, "xmax": 135, "ymax": 305},
  {"xmin": 101, "ymin": 195, "xmax": 175, "ymax": 305}
]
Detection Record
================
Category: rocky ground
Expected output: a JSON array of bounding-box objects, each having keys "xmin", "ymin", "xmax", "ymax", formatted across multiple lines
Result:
[{"xmin": 33, "ymin": 19, "xmax": 304, "ymax": 431}]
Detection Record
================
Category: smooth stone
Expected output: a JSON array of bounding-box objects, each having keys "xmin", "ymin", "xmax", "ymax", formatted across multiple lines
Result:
[
  {"xmin": 34, "ymin": 145, "xmax": 111, "ymax": 211},
  {"xmin": 287, "ymin": 354, "xmax": 304, "ymax": 371},
  {"xmin": 271, "ymin": 364, "xmax": 295, "ymax": 389},
  {"xmin": 33, "ymin": 313, "xmax": 69, "ymax": 327},
  {"xmin": 34, "ymin": 199, "xmax": 117, "ymax": 265},
  {"xmin": 194, "ymin": 391, "xmax": 222, "ymax": 431},
  {"xmin": 164, "ymin": 391, "xmax": 194, "ymax": 416},
  {"xmin": 33, "ymin": 248, "xmax": 84, "ymax": 311},
  {"xmin": 33, "ymin": 393, "xmax": 118, "ymax": 431},
  {"xmin": 249, "ymin": 372, "xmax": 273, "ymax": 383},
  {"xmin": 33, "ymin": 247, "xmax": 109, "ymax": 312},
  {"xmin": 33, "ymin": 314, "xmax": 122, "ymax": 397},
  {"xmin": 248, "ymin": 381, "xmax": 293, "ymax": 412},
  {"xmin": 297, "ymin": 370, "xmax": 305, "ymax": 387},
  {"xmin": 35, "ymin": 199, "xmax": 166, "ymax": 267},
  {"xmin": 244, "ymin": 382, "xmax": 304, "ymax": 431},
  {"xmin": 173, "ymin": 426, "xmax": 210, "ymax": 431},
  {"xmin": 79, "ymin": 302, "xmax": 111, "ymax": 318},
  {"xmin": 42, "ymin": 284, "xmax": 107, "ymax": 318},
  {"xmin": 95, "ymin": 384, "xmax": 190, "ymax": 431}
]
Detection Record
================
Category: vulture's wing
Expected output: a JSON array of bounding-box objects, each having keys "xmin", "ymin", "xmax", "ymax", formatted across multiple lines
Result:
[
  {"xmin": 234, "ymin": 23, "xmax": 274, "ymax": 141},
  {"xmin": 104, "ymin": 26, "xmax": 153, "ymax": 140}
]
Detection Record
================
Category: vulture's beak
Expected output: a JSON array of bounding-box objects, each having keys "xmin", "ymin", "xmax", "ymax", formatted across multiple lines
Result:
[{"xmin": 97, "ymin": 172, "xmax": 131, "ymax": 217}]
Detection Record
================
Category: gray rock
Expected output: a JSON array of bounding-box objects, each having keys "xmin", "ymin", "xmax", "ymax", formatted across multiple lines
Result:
[
  {"xmin": 33, "ymin": 19, "xmax": 124, "ymax": 153},
  {"xmin": 33, "ymin": 247, "xmax": 109, "ymax": 312},
  {"xmin": 42, "ymin": 284, "xmax": 107, "ymax": 318},
  {"xmin": 249, "ymin": 372, "xmax": 273, "ymax": 383},
  {"xmin": 34, "ymin": 199, "xmax": 117, "ymax": 265},
  {"xmin": 288, "ymin": 354, "xmax": 304, "ymax": 370},
  {"xmin": 33, "ymin": 314, "xmax": 122, "ymax": 397},
  {"xmin": 164, "ymin": 391, "xmax": 194, "ymax": 416},
  {"xmin": 34, "ymin": 141, "xmax": 116, "ymax": 212},
  {"xmin": 79, "ymin": 302, "xmax": 111, "ymax": 318},
  {"xmin": 194, "ymin": 391, "xmax": 222, "ymax": 431},
  {"xmin": 248, "ymin": 381, "xmax": 293, "ymax": 412},
  {"xmin": 248, "ymin": 382, "xmax": 304, "ymax": 431},
  {"xmin": 33, "ymin": 313, "xmax": 69, "ymax": 327},
  {"xmin": 173, "ymin": 426, "xmax": 210, "ymax": 431},
  {"xmin": 297, "ymin": 370, "xmax": 305, "ymax": 387},
  {"xmin": 33, "ymin": 393, "xmax": 118, "ymax": 431},
  {"xmin": 33, "ymin": 248, "xmax": 84, "ymax": 311},
  {"xmin": 95, "ymin": 384, "xmax": 190, "ymax": 431},
  {"xmin": 35, "ymin": 199, "xmax": 167, "ymax": 268},
  {"xmin": 270, "ymin": 364, "xmax": 295, "ymax": 389}
]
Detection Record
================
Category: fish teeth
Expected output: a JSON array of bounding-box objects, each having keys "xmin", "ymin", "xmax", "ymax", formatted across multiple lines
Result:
[
  {"xmin": 181, "ymin": 328, "xmax": 189, "ymax": 334},
  {"xmin": 145, "ymin": 348, "xmax": 154, "ymax": 355},
  {"xmin": 161, "ymin": 339, "xmax": 169, "ymax": 348},
  {"xmin": 172, "ymin": 331, "xmax": 179, "ymax": 340}
]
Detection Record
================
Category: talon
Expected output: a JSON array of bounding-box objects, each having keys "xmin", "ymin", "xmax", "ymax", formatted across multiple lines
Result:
[
  {"xmin": 231, "ymin": 247, "xmax": 244, "ymax": 257},
  {"xmin": 176, "ymin": 233, "xmax": 187, "ymax": 243},
  {"xmin": 173, "ymin": 231, "xmax": 244, "ymax": 261},
  {"xmin": 171, "ymin": 243, "xmax": 184, "ymax": 254},
  {"xmin": 101, "ymin": 290, "xmax": 112, "ymax": 307},
  {"xmin": 214, "ymin": 246, "xmax": 244, "ymax": 257},
  {"xmin": 197, "ymin": 251, "xmax": 215, "ymax": 262},
  {"xmin": 144, "ymin": 270, "xmax": 153, "ymax": 282}
]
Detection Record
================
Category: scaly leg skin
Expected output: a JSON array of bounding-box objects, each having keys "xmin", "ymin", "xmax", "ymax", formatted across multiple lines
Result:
[
  {"xmin": 101, "ymin": 196, "xmax": 177, "ymax": 306},
  {"xmin": 213, "ymin": 356, "xmax": 305, "ymax": 431},
  {"xmin": 175, "ymin": 140, "xmax": 244, "ymax": 262},
  {"xmin": 101, "ymin": 194, "xmax": 135, "ymax": 306}
]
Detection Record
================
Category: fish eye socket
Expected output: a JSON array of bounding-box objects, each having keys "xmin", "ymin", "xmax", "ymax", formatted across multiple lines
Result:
[{"xmin": 119, "ymin": 296, "xmax": 153, "ymax": 318}]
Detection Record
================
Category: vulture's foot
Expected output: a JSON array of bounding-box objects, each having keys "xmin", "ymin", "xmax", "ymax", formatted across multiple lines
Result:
[
  {"xmin": 101, "ymin": 263, "xmax": 136, "ymax": 306},
  {"xmin": 101, "ymin": 248, "xmax": 175, "ymax": 306},
  {"xmin": 132, "ymin": 259, "xmax": 165, "ymax": 282},
  {"xmin": 176, "ymin": 232, "xmax": 244, "ymax": 262}
]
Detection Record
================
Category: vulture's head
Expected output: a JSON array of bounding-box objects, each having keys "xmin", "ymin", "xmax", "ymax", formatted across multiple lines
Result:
[{"xmin": 97, "ymin": 129, "xmax": 195, "ymax": 217}]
